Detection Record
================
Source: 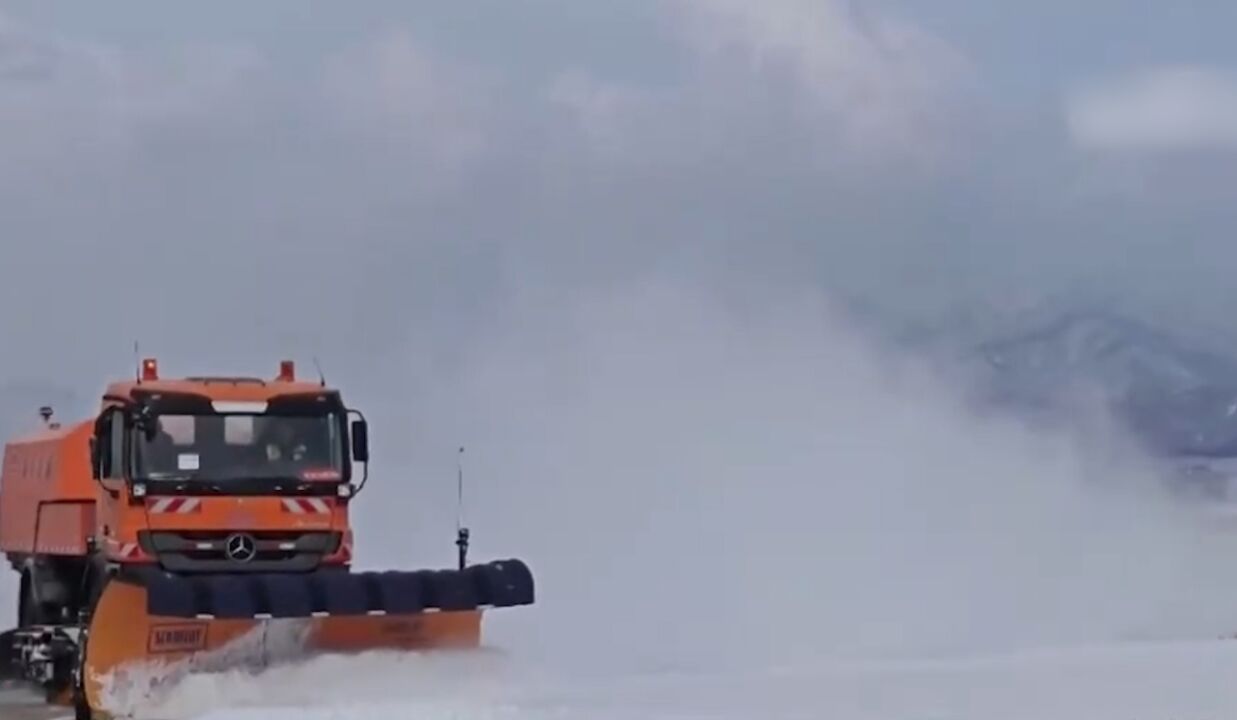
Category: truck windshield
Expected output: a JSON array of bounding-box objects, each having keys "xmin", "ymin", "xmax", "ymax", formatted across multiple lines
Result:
[{"xmin": 133, "ymin": 413, "xmax": 344, "ymax": 482}]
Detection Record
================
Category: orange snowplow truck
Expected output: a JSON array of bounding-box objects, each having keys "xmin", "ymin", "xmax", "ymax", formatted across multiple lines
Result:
[{"xmin": 0, "ymin": 359, "xmax": 534, "ymax": 719}]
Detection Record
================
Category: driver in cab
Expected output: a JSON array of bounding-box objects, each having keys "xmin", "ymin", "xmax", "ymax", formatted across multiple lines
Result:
[{"xmin": 258, "ymin": 421, "xmax": 308, "ymax": 463}]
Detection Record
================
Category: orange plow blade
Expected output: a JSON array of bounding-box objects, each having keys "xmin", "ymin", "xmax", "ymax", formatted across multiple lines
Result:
[{"xmin": 80, "ymin": 561, "xmax": 533, "ymax": 716}]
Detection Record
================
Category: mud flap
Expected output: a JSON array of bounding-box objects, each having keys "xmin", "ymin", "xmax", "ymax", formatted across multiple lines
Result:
[{"xmin": 81, "ymin": 559, "xmax": 534, "ymax": 715}]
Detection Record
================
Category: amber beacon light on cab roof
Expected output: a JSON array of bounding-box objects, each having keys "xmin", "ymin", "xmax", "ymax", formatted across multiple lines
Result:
[{"xmin": 0, "ymin": 358, "xmax": 535, "ymax": 719}]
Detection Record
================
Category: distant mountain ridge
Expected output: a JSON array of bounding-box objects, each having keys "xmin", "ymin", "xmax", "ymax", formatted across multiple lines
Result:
[{"xmin": 956, "ymin": 308, "xmax": 1237, "ymax": 458}]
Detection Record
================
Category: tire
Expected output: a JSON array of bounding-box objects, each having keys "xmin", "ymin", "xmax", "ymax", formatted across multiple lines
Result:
[{"xmin": 71, "ymin": 568, "xmax": 108, "ymax": 720}]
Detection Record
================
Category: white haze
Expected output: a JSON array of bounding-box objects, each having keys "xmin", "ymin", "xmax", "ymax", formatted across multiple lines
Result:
[
  {"xmin": 3, "ymin": 3, "xmax": 1237, "ymax": 717},
  {"xmin": 116, "ymin": 276, "xmax": 1237, "ymax": 718}
]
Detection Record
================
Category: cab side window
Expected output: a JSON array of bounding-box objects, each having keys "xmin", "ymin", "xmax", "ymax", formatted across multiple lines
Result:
[
  {"xmin": 97, "ymin": 409, "xmax": 126, "ymax": 479},
  {"xmin": 97, "ymin": 413, "xmax": 112, "ymax": 478},
  {"xmin": 107, "ymin": 409, "xmax": 125, "ymax": 479}
]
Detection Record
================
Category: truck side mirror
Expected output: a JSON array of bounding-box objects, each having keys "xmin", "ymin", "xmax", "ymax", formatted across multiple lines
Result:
[
  {"xmin": 89, "ymin": 437, "xmax": 100, "ymax": 480},
  {"xmin": 351, "ymin": 419, "xmax": 369, "ymax": 463}
]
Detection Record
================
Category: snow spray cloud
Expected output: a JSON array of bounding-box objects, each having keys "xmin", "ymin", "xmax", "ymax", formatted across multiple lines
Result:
[{"xmin": 353, "ymin": 276, "xmax": 1237, "ymax": 676}]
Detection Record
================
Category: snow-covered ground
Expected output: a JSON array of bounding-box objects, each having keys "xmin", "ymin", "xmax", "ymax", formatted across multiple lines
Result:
[
  {"xmin": 17, "ymin": 638, "xmax": 1237, "ymax": 720},
  {"xmin": 77, "ymin": 636, "xmax": 1237, "ymax": 720}
]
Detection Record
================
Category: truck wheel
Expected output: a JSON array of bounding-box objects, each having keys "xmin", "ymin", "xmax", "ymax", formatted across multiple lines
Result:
[{"xmin": 74, "ymin": 694, "xmax": 93, "ymax": 720}]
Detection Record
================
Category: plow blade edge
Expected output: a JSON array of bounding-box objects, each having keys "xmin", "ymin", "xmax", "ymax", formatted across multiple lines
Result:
[{"xmin": 81, "ymin": 559, "xmax": 533, "ymax": 714}]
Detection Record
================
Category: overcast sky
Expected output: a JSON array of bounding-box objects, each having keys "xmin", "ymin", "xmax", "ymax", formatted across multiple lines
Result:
[
  {"xmin": 1, "ymin": 2, "xmax": 1236, "ymax": 442},
  {"xmin": 5, "ymin": 1, "xmax": 1237, "ymax": 668}
]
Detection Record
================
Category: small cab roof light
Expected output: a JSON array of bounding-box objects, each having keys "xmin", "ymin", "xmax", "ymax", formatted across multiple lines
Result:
[
  {"xmin": 141, "ymin": 358, "xmax": 158, "ymax": 381},
  {"xmin": 278, "ymin": 360, "xmax": 295, "ymax": 381}
]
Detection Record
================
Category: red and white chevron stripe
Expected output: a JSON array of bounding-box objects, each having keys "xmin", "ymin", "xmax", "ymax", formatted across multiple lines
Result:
[
  {"xmin": 147, "ymin": 497, "xmax": 202, "ymax": 514},
  {"xmin": 106, "ymin": 538, "xmax": 143, "ymax": 559},
  {"xmin": 281, "ymin": 498, "xmax": 331, "ymax": 515}
]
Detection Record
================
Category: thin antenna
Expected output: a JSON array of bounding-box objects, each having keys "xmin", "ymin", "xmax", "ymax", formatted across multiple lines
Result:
[
  {"xmin": 456, "ymin": 446, "xmax": 465, "ymax": 529},
  {"xmin": 134, "ymin": 341, "xmax": 141, "ymax": 383},
  {"xmin": 455, "ymin": 446, "xmax": 469, "ymax": 570},
  {"xmin": 312, "ymin": 356, "xmax": 327, "ymax": 387}
]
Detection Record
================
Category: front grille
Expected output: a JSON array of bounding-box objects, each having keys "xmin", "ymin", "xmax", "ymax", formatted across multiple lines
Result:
[
  {"xmin": 137, "ymin": 530, "xmax": 342, "ymax": 573},
  {"xmin": 170, "ymin": 530, "xmax": 308, "ymax": 542}
]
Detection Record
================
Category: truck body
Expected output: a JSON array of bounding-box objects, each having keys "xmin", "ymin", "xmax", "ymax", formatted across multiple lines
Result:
[{"xmin": 0, "ymin": 359, "xmax": 534, "ymax": 719}]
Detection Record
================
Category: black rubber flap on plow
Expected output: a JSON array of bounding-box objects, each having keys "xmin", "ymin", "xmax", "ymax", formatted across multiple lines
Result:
[
  {"xmin": 261, "ymin": 574, "xmax": 314, "ymax": 618},
  {"xmin": 466, "ymin": 559, "xmax": 535, "ymax": 608},
  {"xmin": 207, "ymin": 575, "xmax": 260, "ymax": 618},
  {"xmin": 144, "ymin": 572, "xmax": 198, "ymax": 617},
  {"xmin": 311, "ymin": 572, "xmax": 369, "ymax": 615},
  {"xmin": 138, "ymin": 558, "xmax": 534, "ymax": 620}
]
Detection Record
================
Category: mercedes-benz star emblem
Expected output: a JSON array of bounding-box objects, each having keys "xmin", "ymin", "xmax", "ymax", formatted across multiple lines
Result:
[{"xmin": 225, "ymin": 533, "xmax": 257, "ymax": 563}]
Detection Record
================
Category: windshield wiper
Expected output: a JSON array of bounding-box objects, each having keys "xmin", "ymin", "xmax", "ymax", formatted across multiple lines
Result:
[
  {"xmin": 142, "ymin": 476, "xmax": 224, "ymax": 494},
  {"xmin": 139, "ymin": 475, "xmax": 333, "ymax": 496},
  {"xmin": 144, "ymin": 472, "xmax": 198, "ymax": 482}
]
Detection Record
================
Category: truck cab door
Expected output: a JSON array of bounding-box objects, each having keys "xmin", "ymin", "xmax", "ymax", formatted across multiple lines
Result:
[{"xmin": 91, "ymin": 409, "xmax": 126, "ymax": 497}]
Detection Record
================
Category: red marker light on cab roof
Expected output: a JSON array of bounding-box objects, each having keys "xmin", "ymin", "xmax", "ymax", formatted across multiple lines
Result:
[
  {"xmin": 278, "ymin": 360, "xmax": 295, "ymax": 381},
  {"xmin": 141, "ymin": 358, "xmax": 158, "ymax": 381}
]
